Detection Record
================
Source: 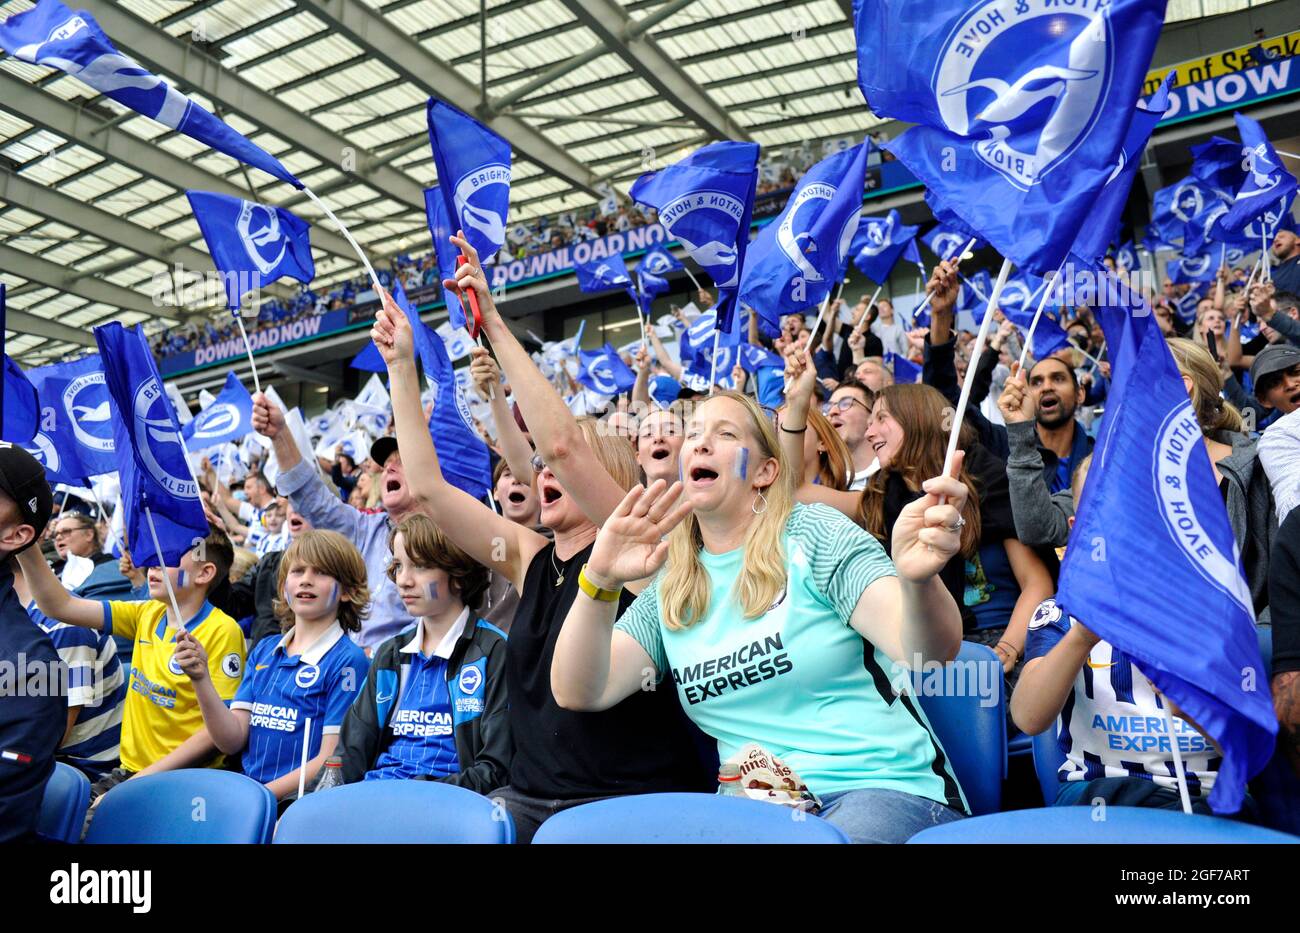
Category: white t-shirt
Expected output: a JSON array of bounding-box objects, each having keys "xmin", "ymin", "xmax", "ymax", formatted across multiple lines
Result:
[{"xmin": 848, "ymin": 461, "xmax": 880, "ymax": 492}]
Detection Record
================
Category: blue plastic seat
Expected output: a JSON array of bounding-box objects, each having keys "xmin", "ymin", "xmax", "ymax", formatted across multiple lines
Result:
[
  {"xmin": 532, "ymin": 792, "xmax": 849, "ymax": 843},
  {"xmin": 37, "ymin": 762, "xmax": 91, "ymax": 844},
  {"xmin": 913, "ymin": 640, "xmax": 1007, "ymax": 815},
  {"xmin": 274, "ymin": 780, "xmax": 514, "ymax": 843},
  {"xmin": 1031, "ymin": 726, "xmax": 1067, "ymax": 805},
  {"xmin": 908, "ymin": 806, "xmax": 1300, "ymax": 843},
  {"xmin": 84, "ymin": 770, "xmax": 276, "ymax": 844}
]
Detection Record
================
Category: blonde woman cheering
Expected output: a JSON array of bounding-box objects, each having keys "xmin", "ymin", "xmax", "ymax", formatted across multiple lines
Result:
[{"xmin": 550, "ymin": 390, "xmax": 970, "ymax": 843}]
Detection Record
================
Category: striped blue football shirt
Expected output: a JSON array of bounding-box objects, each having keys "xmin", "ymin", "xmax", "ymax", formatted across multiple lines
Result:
[{"xmin": 26, "ymin": 603, "xmax": 124, "ymax": 777}]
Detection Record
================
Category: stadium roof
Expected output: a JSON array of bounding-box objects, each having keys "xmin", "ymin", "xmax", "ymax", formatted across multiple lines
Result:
[{"xmin": 0, "ymin": 0, "xmax": 1272, "ymax": 367}]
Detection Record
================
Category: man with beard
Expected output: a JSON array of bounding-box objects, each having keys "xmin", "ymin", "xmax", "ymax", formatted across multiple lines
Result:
[
  {"xmin": 997, "ymin": 355, "xmax": 1094, "ymax": 549},
  {"xmin": 1270, "ymin": 229, "xmax": 1300, "ymax": 297}
]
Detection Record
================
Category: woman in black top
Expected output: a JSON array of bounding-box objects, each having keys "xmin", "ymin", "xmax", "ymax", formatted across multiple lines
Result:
[{"xmin": 372, "ymin": 238, "xmax": 707, "ymax": 843}]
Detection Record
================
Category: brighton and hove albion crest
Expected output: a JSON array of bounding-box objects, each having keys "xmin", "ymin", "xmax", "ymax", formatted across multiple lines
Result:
[
  {"xmin": 1153, "ymin": 403, "xmax": 1253, "ymax": 616},
  {"xmin": 934, "ymin": 0, "xmax": 1113, "ymax": 189},
  {"xmin": 930, "ymin": 231, "xmax": 967, "ymax": 261},
  {"xmin": 237, "ymin": 200, "xmax": 286, "ymax": 276},
  {"xmin": 657, "ymin": 190, "xmax": 747, "ymax": 287},
  {"xmin": 584, "ymin": 350, "xmax": 622, "ymax": 396},
  {"xmin": 776, "ymin": 183, "xmax": 860, "ymax": 284},
  {"xmin": 132, "ymin": 377, "xmax": 199, "ymax": 499},
  {"xmin": 856, "ymin": 214, "xmax": 896, "ymax": 259},
  {"xmin": 643, "ymin": 251, "xmax": 674, "ymax": 275},
  {"xmin": 1179, "ymin": 253, "xmax": 1213, "ymax": 279},
  {"xmin": 25, "ymin": 433, "xmax": 60, "ymax": 475},
  {"xmin": 189, "ymin": 402, "xmax": 241, "ymax": 441},
  {"xmin": 453, "ymin": 163, "xmax": 511, "ymax": 249},
  {"xmin": 1172, "ymin": 181, "xmax": 1206, "ymax": 224},
  {"xmin": 63, "ymin": 372, "xmax": 113, "ymax": 454}
]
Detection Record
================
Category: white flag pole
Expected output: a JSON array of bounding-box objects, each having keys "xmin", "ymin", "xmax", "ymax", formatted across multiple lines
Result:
[
  {"xmin": 1160, "ymin": 703, "xmax": 1195, "ymax": 815},
  {"xmin": 942, "ymin": 258, "xmax": 1013, "ymax": 479},
  {"xmin": 88, "ymin": 484, "xmax": 118, "ymax": 553},
  {"xmin": 851, "ymin": 284, "xmax": 885, "ymax": 337},
  {"xmin": 303, "ymin": 186, "xmax": 380, "ymax": 291},
  {"xmin": 142, "ymin": 504, "xmax": 187, "ymax": 630},
  {"xmin": 234, "ymin": 314, "xmax": 263, "ymax": 395},
  {"xmin": 1017, "ymin": 262, "xmax": 1066, "ymax": 371},
  {"xmin": 682, "ymin": 264, "xmax": 704, "ymax": 293},
  {"xmin": 707, "ymin": 330, "xmax": 722, "ymax": 395},
  {"xmin": 298, "ymin": 716, "xmax": 313, "ymax": 800}
]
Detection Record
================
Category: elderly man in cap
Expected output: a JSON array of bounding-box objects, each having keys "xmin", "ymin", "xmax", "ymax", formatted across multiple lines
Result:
[
  {"xmin": 251, "ymin": 395, "xmax": 416, "ymax": 652},
  {"xmin": 0, "ymin": 443, "xmax": 63, "ymax": 842}
]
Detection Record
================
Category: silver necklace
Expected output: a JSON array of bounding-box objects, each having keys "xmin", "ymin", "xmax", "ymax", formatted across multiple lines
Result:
[{"xmin": 550, "ymin": 547, "xmax": 564, "ymax": 587}]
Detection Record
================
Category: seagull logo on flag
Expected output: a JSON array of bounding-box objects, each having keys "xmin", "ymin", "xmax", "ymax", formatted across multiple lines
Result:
[
  {"xmin": 131, "ymin": 378, "xmax": 198, "ymax": 499},
  {"xmin": 933, "ymin": 0, "xmax": 1112, "ymax": 188},
  {"xmin": 237, "ymin": 201, "xmax": 287, "ymax": 275}
]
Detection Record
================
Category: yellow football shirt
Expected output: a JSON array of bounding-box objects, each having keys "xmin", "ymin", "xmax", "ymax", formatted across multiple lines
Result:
[{"xmin": 103, "ymin": 600, "xmax": 246, "ymax": 773}]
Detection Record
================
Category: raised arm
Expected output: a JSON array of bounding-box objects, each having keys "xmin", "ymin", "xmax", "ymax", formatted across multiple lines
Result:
[
  {"xmin": 850, "ymin": 454, "xmax": 967, "ymax": 667},
  {"xmin": 15, "ymin": 546, "xmax": 106, "ymax": 630},
  {"xmin": 173, "ymin": 629, "xmax": 248, "ymax": 755},
  {"xmin": 779, "ymin": 348, "xmax": 860, "ymax": 518},
  {"xmin": 373, "ymin": 288, "xmax": 547, "ymax": 593},
  {"xmin": 551, "ymin": 482, "xmax": 691, "ymax": 712},
  {"xmin": 450, "ymin": 232, "xmax": 627, "ymax": 526},
  {"xmin": 631, "ymin": 345, "xmax": 652, "ymax": 410},
  {"xmin": 470, "ymin": 346, "xmax": 535, "ymax": 488},
  {"xmin": 647, "ymin": 326, "xmax": 683, "ymax": 381}
]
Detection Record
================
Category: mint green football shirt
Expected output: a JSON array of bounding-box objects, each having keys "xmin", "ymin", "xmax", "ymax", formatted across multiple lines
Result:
[{"xmin": 616, "ymin": 503, "xmax": 966, "ymax": 810}]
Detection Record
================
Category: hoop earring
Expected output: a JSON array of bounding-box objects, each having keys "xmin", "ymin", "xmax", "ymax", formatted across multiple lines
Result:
[{"xmin": 751, "ymin": 490, "xmax": 769, "ymax": 515}]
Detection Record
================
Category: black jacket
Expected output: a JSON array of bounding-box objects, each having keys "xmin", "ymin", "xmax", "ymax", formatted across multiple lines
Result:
[
  {"xmin": 337, "ymin": 615, "xmax": 511, "ymax": 794},
  {"xmin": 229, "ymin": 549, "xmax": 285, "ymax": 647}
]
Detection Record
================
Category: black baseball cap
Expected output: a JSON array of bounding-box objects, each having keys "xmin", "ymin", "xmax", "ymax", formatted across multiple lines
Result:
[
  {"xmin": 0, "ymin": 443, "xmax": 54, "ymax": 547},
  {"xmin": 1251, "ymin": 344, "xmax": 1300, "ymax": 393},
  {"xmin": 369, "ymin": 436, "xmax": 399, "ymax": 467}
]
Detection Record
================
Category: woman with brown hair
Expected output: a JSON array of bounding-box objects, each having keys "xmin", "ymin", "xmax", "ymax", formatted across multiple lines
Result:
[{"xmin": 781, "ymin": 351, "xmax": 1053, "ymax": 674}]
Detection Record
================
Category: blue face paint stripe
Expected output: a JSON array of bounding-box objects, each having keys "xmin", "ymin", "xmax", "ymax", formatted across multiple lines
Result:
[
  {"xmin": 427, "ymin": 581, "xmax": 440, "ymax": 601},
  {"xmin": 735, "ymin": 447, "xmax": 749, "ymax": 480}
]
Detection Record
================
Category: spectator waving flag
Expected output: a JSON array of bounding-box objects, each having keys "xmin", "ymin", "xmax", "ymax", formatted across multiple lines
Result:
[
  {"xmin": 885, "ymin": 352, "xmax": 922, "ymax": 385},
  {"xmin": 855, "ymin": 0, "xmax": 1166, "ymax": 275},
  {"xmin": 0, "ymin": 0, "xmax": 300, "ymax": 188},
  {"xmin": 426, "ymin": 101, "xmax": 511, "ymax": 267},
  {"xmin": 25, "ymin": 354, "xmax": 116, "ymax": 476},
  {"xmin": 23, "ymin": 376, "xmax": 90, "ymax": 487},
  {"xmin": 850, "ymin": 209, "xmax": 921, "ymax": 284},
  {"xmin": 577, "ymin": 344, "xmax": 637, "ymax": 396},
  {"xmin": 1072, "ymin": 72, "xmax": 1176, "ymax": 264},
  {"xmin": 739, "ymin": 142, "xmax": 870, "ymax": 336},
  {"xmin": 1055, "ymin": 270, "xmax": 1275, "ymax": 814},
  {"xmin": 427, "ymin": 325, "xmax": 491, "ymax": 500},
  {"xmin": 1210, "ymin": 112, "xmax": 1299, "ymax": 238},
  {"xmin": 630, "ymin": 141, "xmax": 760, "ymax": 334},
  {"xmin": 93, "ymin": 323, "xmax": 208, "ymax": 568},
  {"xmin": 574, "ymin": 256, "xmax": 633, "ymax": 293},
  {"xmin": 181, "ymin": 372, "xmax": 253, "ymax": 451},
  {"xmin": 186, "ymin": 191, "xmax": 315, "ymax": 310},
  {"xmin": 424, "ymin": 185, "xmax": 469, "ymax": 329}
]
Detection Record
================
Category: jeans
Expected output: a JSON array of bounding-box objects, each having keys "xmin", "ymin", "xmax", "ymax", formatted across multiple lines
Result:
[
  {"xmin": 1053, "ymin": 776, "xmax": 1258, "ymax": 821},
  {"xmin": 488, "ymin": 785, "xmax": 624, "ymax": 844},
  {"xmin": 818, "ymin": 788, "xmax": 966, "ymax": 844}
]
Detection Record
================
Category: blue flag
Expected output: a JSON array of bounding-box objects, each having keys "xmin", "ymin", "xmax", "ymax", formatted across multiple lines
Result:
[
  {"xmin": 1150, "ymin": 178, "xmax": 1219, "ymax": 245},
  {"xmin": 850, "ymin": 209, "xmax": 921, "ymax": 284},
  {"xmin": 426, "ymin": 326, "xmax": 491, "ymax": 500},
  {"xmin": 187, "ymin": 191, "xmax": 315, "ymax": 310},
  {"xmin": 685, "ymin": 341, "xmax": 740, "ymax": 391},
  {"xmin": 0, "ymin": 1, "xmax": 299, "ymax": 187},
  {"xmin": 1189, "ymin": 136, "xmax": 1245, "ymax": 200},
  {"xmin": 424, "ymin": 185, "xmax": 469, "ymax": 329},
  {"xmin": 26, "ymin": 354, "xmax": 117, "ymax": 476},
  {"xmin": 885, "ymin": 352, "xmax": 922, "ymax": 384},
  {"xmin": 1167, "ymin": 251, "xmax": 1218, "ymax": 284},
  {"xmin": 755, "ymin": 367, "xmax": 785, "ymax": 409},
  {"xmin": 1072, "ymin": 72, "xmax": 1175, "ymax": 264},
  {"xmin": 740, "ymin": 142, "xmax": 870, "ymax": 336},
  {"xmin": 182, "ymin": 372, "xmax": 254, "ymax": 451},
  {"xmin": 958, "ymin": 269, "xmax": 992, "ymax": 316},
  {"xmin": 634, "ymin": 246, "xmax": 682, "ymax": 317},
  {"xmin": 574, "ymin": 256, "xmax": 633, "ymax": 293},
  {"xmin": 1171, "ymin": 283, "xmax": 1209, "ymax": 325},
  {"xmin": 857, "ymin": 0, "xmax": 1166, "ymax": 276},
  {"xmin": 922, "ymin": 224, "xmax": 983, "ymax": 263},
  {"xmin": 1210, "ymin": 112, "xmax": 1299, "ymax": 238},
  {"xmin": 1055, "ymin": 270, "xmax": 1276, "ymax": 814},
  {"xmin": 630, "ymin": 141, "xmax": 760, "ymax": 333},
  {"xmin": 577, "ymin": 344, "xmax": 637, "ymax": 396},
  {"xmin": 739, "ymin": 343, "xmax": 784, "ymax": 374},
  {"xmin": 93, "ymin": 323, "xmax": 208, "ymax": 568},
  {"xmin": 1114, "ymin": 241, "xmax": 1138, "ymax": 272},
  {"xmin": 426, "ymin": 101, "xmax": 511, "ymax": 268},
  {"xmin": 23, "ymin": 376, "xmax": 90, "ymax": 487},
  {"xmin": 350, "ymin": 341, "xmax": 386, "ymax": 373},
  {"xmin": 2, "ymin": 355, "xmax": 39, "ymax": 446}
]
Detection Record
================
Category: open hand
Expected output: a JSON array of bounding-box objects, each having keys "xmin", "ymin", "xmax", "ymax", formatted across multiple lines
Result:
[{"xmin": 586, "ymin": 480, "xmax": 692, "ymax": 589}]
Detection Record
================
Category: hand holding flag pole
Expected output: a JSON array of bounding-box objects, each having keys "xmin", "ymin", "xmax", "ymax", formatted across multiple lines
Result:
[
  {"xmin": 906, "ymin": 237, "xmax": 977, "ymax": 329},
  {"xmin": 443, "ymin": 231, "xmax": 493, "ymax": 398},
  {"xmin": 140, "ymin": 499, "xmax": 187, "ymax": 630}
]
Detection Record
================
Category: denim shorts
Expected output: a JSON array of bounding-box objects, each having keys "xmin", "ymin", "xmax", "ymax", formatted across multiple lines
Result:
[{"xmin": 818, "ymin": 787, "xmax": 966, "ymax": 843}]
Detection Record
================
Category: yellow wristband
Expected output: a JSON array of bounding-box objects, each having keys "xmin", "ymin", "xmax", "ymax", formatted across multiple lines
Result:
[{"xmin": 578, "ymin": 564, "xmax": 622, "ymax": 602}]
